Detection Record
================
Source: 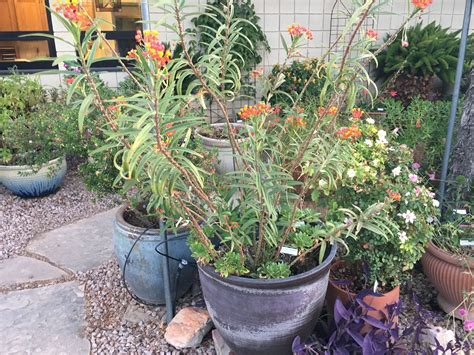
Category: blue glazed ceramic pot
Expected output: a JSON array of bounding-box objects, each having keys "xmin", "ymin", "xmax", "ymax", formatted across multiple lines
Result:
[
  {"xmin": 113, "ymin": 206, "xmax": 196, "ymax": 305},
  {"xmin": 0, "ymin": 157, "xmax": 67, "ymax": 197}
]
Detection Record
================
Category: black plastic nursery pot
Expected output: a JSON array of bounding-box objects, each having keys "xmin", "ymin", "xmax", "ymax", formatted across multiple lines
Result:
[{"xmin": 198, "ymin": 243, "xmax": 337, "ymax": 355}]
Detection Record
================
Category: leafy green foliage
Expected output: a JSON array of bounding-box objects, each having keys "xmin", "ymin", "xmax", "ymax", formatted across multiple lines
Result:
[
  {"xmin": 0, "ymin": 74, "xmax": 47, "ymax": 164},
  {"xmin": 378, "ymin": 97, "xmax": 461, "ymax": 173},
  {"xmin": 376, "ymin": 22, "xmax": 473, "ymax": 84},
  {"xmin": 257, "ymin": 262, "xmax": 291, "ymax": 279},
  {"xmin": 191, "ymin": 0, "xmax": 269, "ymax": 75},
  {"xmin": 269, "ymin": 59, "xmax": 325, "ymax": 107},
  {"xmin": 327, "ymin": 118, "xmax": 439, "ymax": 288}
]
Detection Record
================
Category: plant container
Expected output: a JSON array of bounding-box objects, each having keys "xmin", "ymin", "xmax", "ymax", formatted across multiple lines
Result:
[
  {"xmin": 196, "ymin": 122, "xmax": 249, "ymax": 174},
  {"xmin": 0, "ymin": 156, "xmax": 67, "ymax": 197},
  {"xmin": 422, "ymin": 241, "xmax": 474, "ymax": 318},
  {"xmin": 326, "ymin": 261, "xmax": 400, "ymax": 321},
  {"xmin": 198, "ymin": 243, "xmax": 337, "ymax": 355},
  {"xmin": 113, "ymin": 206, "xmax": 196, "ymax": 305}
]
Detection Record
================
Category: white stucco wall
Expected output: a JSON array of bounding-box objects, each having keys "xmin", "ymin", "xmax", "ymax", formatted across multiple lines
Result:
[{"xmin": 37, "ymin": 0, "xmax": 474, "ymax": 89}]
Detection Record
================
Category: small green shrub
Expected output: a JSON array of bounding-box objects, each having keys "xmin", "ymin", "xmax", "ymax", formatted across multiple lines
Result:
[
  {"xmin": 191, "ymin": 0, "xmax": 269, "ymax": 75},
  {"xmin": 376, "ymin": 22, "xmax": 473, "ymax": 104},
  {"xmin": 269, "ymin": 58, "xmax": 325, "ymax": 107},
  {"xmin": 377, "ymin": 97, "xmax": 461, "ymax": 173},
  {"xmin": 0, "ymin": 74, "xmax": 47, "ymax": 163}
]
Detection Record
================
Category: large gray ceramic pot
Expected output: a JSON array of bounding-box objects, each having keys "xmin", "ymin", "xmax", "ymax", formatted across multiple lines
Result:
[
  {"xmin": 113, "ymin": 206, "xmax": 196, "ymax": 305},
  {"xmin": 198, "ymin": 243, "xmax": 337, "ymax": 355}
]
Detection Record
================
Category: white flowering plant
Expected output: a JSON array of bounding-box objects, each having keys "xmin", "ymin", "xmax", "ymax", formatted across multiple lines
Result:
[{"xmin": 326, "ymin": 114, "xmax": 440, "ymax": 289}]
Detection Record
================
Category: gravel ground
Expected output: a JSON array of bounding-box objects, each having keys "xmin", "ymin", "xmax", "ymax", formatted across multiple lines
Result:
[
  {"xmin": 77, "ymin": 259, "xmax": 215, "ymax": 354},
  {"xmin": 0, "ymin": 167, "xmax": 119, "ymax": 260}
]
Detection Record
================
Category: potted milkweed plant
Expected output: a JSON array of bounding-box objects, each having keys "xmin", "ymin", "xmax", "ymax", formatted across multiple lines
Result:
[
  {"xmin": 51, "ymin": 0, "xmax": 425, "ymax": 353},
  {"xmin": 0, "ymin": 74, "xmax": 70, "ymax": 197}
]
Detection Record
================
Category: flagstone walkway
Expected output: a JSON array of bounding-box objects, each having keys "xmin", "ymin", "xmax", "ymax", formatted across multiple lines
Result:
[{"xmin": 0, "ymin": 208, "xmax": 119, "ymax": 355}]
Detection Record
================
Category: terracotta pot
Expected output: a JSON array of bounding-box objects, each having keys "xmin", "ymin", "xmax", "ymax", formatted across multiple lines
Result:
[
  {"xmin": 422, "ymin": 241, "xmax": 474, "ymax": 319},
  {"xmin": 326, "ymin": 261, "xmax": 400, "ymax": 321}
]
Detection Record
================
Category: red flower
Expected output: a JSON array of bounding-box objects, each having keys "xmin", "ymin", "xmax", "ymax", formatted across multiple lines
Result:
[
  {"xmin": 65, "ymin": 77, "xmax": 75, "ymax": 85},
  {"xmin": 351, "ymin": 108, "xmax": 364, "ymax": 120},
  {"xmin": 412, "ymin": 0, "xmax": 432, "ymax": 9},
  {"xmin": 390, "ymin": 90, "xmax": 398, "ymax": 97},
  {"xmin": 366, "ymin": 28, "xmax": 378, "ymax": 41},
  {"xmin": 288, "ymin": 23, "xmax": 313, "ymax": 40}
]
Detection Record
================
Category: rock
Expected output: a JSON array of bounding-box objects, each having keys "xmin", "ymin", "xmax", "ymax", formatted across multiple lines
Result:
[
  {"xmin": 123, "ymin": 303, "xmax": 158, "ymax": 324},
  {"xmin": 212, "ymin": 329, "xmax": 234, "ymax": 355},
  {"xmin": 164, "ymin": 307, "xmax": 213, "ymax": 348},
  {"xmin": 0, "ymin": 281, "xmax": 90, "ymax": 354},
  {"xmin": 0, "ymin": 256, "xmax": 67, "ymax": 287},
  {"xmin": 420, "ymin": 326, "xmax": 456, "ymax": 352},
  {"xmin": 27, "ymin": 207, "xmax": 119, "ymax": 272}
]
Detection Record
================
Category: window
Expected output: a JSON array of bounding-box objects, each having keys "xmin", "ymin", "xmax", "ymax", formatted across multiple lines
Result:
[
  {"xmin": 0, "ymin": 0, "xmax": 57, "ymax": 71},
  {"xmin": 81, "ymin": 0, "xmax": 142, "ymax": 68},
  {"xmin": 0, "ymin": 0, "xmax": 142, "ymax": 72}
]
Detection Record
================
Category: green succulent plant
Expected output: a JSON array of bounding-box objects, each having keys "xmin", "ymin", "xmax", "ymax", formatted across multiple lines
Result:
[{"xmin": 376, "ymin": 22, "xmax": 473, "ymax": 85}]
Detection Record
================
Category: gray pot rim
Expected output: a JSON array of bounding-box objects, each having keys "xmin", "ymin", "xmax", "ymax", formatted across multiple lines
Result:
[
  {"xmin": 0, "ymin": 156, "xmax": 65, "ymax": 171},
  {"xmin": 115, "ymin": 205, "xmax": 191, "ymax": 237},
  {"xmin": 199, "ymin": 242, "xmax": 337, "ymax": 289},
  {"xmin": 195, "ymin": 122, "xmax": 251, "ymax": 148}
]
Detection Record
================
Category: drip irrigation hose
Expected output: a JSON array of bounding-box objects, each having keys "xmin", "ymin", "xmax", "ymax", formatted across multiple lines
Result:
[{"xmin": 121, "ymin": 225, "xmax": 196, "ymax": 308}]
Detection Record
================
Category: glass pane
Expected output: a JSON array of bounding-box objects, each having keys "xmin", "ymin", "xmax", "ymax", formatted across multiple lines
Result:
[
  {"xmin": 0, "ymin": 0, "xmax": 50, "ymax": 31},
  {"xmin": 0, "ymin": 40, "xmax": 50, "ymax": 62},
  {"xmin": 82, "ymin": 0, "xmax": 142, "ymax": 31},
  {"xmin": 90, "ymin": 38, "xmax": 136, "ymax": 59}
]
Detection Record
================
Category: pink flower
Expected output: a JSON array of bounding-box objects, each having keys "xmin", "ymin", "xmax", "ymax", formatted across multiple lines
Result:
[
  {"xmin": 415, "ymin": 187, "xmax": 422, "ymax": 197},
  {"xmin": 390, "ymin": 90, "xmax": 398, "ymax": 97},
  {"xmin": 366, "ymin": 28, "xmax": 378, "ymax": 40},
  {"xmin": 459, "ymin": 308, "xmax": 467, "ymax": 317},
  {"xmin": 428, "ymin": 171, "xmax": 436, "ymax": 180},
  {"xmin": 412, "ymin": 162, "xmax": 421, "ymax": 169},
  {"xmin": 428, "ymin": 191, "xmax": 435, "ymax": 198},
  {"xmin": 401, "ymin": 40, "xmax": 409, "ymax": 47},
  {"xmin": 464, "ymin": 320, "xmax": 474, "ymax": 332},
  {"xmin": 409, "ymin": 174, "xmax": 418, "ymax": 183}
]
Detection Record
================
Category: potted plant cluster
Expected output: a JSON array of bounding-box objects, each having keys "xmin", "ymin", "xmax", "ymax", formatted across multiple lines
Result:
[
  {"xmin": 51, "ymin": 0, "xmax": 434, "ymax": 353},
  {"xmin": 0, "ymin": 74, "xmax": 71, "ymax": 197},
  {"xmin": 324, "ymin": 116, "xmax": 440, "ymax": 318},
  {"xmin": 422, "ymin": 205, "xmax": 473, "ymax": 318}
]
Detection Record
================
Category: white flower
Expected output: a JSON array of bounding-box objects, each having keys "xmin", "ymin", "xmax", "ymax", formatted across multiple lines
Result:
[
  {"xmin": 398, "ymin": 231, "xmax": 408, "ymax": 243},
  {"xmin": 432, "ymin": 199, "xmax": 440, "ymax": 208},
  {"xmin": 392, "ymin": 166, "xmax": 401, "ymax": 176},
  {"xmin": 427, "ymin": 216, "xmax": 434, "ymax": 223},
  {"xmin": 318, "ymin": 179, "xmax": 327, "ymax": 188},
  {"xmin": 377, "ymin": 129, "xmax": 387, "ymax": 138},
  {"xmin": 399, "ymin": 210, "xmax": 416, "ymax": 224},
  {"xmin": 366, "ymin": 118, "xmax": 375, "ymax": 125},
  {"xmin": 347, "ymin": 169, "xmax": 356, "ymax": 178},
  {"xmin": 364, "ymin": 139, "xmax": 373, "ymax": 147}
]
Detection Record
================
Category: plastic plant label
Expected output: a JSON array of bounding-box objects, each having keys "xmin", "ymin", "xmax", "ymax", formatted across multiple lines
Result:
[
  {"xmin": 454, "ymin": 209, "xmax": 467, "ymax": 215},
  {"xmin": 460, "ymin": 240, "xmax": 474, "ymax": 247},
  {"xmin": 281, "ymin": 246, "xmax": 298, "ymax": 256}
]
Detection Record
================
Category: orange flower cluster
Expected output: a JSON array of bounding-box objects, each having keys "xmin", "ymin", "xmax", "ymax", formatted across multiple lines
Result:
[
  {"xmin": 318, "ymin": 106, "xmax": 338, "ymax": 117},
  {"xmin": 288, "ymin": 24, "xmax": 313, "ymax": 40},
  {"xmin": 238, "ymin": 103, "xmax": 273, "ymax": 120},
  {"xmin": 127, "ymin": 30, "xmax": 171, "ymax": 68},
  {"xmin": 351, "ymin": 108, "xmax": 364, "ymax": 120},
  {"xmin": 54, "ymin": 0, "xmax": 91, "ymax": 29},
  {"xmin": 336, "ymin": 124, "xmax": 362, "ymax": 141},
  {"xmin": 412, "ymin": 0, "xmax": 432, "ymax": 9},
  {"xmin": 386, "ymin": 189, "xmax": 401, "ymax": 201},
  {"xmin": 165, "ymin": 122, "xmax": 176, "ymax": 137},
  {"xmin": 286, "ymin": 115, "xmax": 306, "ymax": 127}
]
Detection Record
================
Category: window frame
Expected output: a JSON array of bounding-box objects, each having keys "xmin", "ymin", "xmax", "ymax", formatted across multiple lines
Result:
[{"xmin": 0, "ymin": 0, "xmax": 58, "ymax": 73}]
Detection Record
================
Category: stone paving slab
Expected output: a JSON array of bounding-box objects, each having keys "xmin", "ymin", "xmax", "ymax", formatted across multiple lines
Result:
[
  {"xmin": 0, "ymin": 281, "xmax": 90, "ymax": 354},
  {"xmin": 0, "ymin": 256, "xmax": 67, "ymax": 287},
  {"xmin": 27, "ymin": 207, "xmax": 118, "ymax": 272}
]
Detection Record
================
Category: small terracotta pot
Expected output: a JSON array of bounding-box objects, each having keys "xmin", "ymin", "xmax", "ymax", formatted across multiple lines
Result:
[
  {"xmin": 421, "ymin": 241, "xmax": 474, "ymax": 319},
  {"xmin": 326, "ymin": 261, "xmax": 400, "ymax": 322}
]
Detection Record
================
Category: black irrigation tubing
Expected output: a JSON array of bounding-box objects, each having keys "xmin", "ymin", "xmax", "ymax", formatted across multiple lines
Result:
[{"xmin": 121, "ymin": 225, "xmax": 196, "ymax": 307}]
